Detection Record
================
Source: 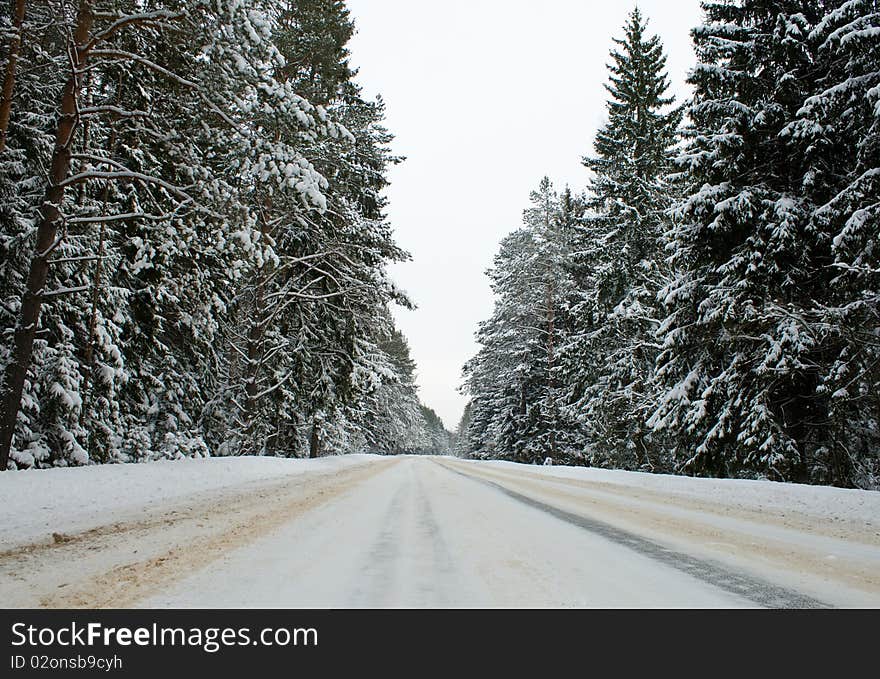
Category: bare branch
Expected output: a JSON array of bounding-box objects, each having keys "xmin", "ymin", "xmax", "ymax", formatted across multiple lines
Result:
[
  {"xmin": 48, "ymin": 254, "xmax": 107, "ymax": 264},
  {"xmin": 79, "ymin": 105, "xmax": 150, "ymax": 119},
  {"xmin": 43, "ymin": 285, "xmax": 90, "ymax": 298},
  {"xmin": 68, "ymin": 211, "xmax": 161, "ymax": 225}
]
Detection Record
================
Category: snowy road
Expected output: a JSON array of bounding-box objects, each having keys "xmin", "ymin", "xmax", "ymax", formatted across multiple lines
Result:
[{"xmin": 3, "ymin": 456, "xmax": 879, "ymax": 608}]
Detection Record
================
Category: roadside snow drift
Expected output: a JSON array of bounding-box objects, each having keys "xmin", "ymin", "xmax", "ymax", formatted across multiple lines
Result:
[{"xmin": 0, "ymin": 455, "xmax": 379, "ymax": 551}]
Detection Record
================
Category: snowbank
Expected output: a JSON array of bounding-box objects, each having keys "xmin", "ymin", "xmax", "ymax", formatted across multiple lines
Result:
[
  {"xmin": 0, "ymin": 455, "xmax": 379, "ymax": 551},
  {"xmin": 472, "ymin": 459, "xmax": 880, "ymax": 528}
]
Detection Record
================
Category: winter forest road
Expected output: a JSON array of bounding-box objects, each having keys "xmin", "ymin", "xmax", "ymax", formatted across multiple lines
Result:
[{"xmin": 3, "ymin": 456, "xmax": 879, "ymax": 608}]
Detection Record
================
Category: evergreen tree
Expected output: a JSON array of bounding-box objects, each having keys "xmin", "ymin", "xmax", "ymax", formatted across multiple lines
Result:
[
  {"xmin": 453, "ymin": 401, "xmax": 473, "ymax": 458},
  {"xmin": 651, "ymin": 0, "xmax": 879, "ymax": 487},
  {"xmin": 209, "ymin": 0, "xmax": 409, "ymax": 459},
  {"xmin": 462, "ymin": 178, "xmax": 578, "ymax": 462},
  {"xmin": 463, "ymin": 228, "xmax": 539, "ymax": 460},
  {"xmin": 276, "ymin": 0, "xmax": 356, "ymax": 106},
  {"xmin": 0, "ymin": 0, "xmax": 416, "ymax": 468},
  {"xmin": 0, "ymin": 0, "xmax": 27, "ymax": 151},
  {"xmin": 408, "ymin": 405, "xmax": 453, "ymax": 455},
  {"xmin": 782, "ymin": 0, "xmax": 880, "ymax": 486},
  {"xmin": 353, "ymin": 324, "xmax": 425, "ymax": 455},
  {"xmin": 563, "ymin": 8, "xmax": 682, "ymax": 471}
]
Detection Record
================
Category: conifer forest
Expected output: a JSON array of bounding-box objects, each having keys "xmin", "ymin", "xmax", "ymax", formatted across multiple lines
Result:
[
  {"xmin": 459, "ymin": 3, "xmax": 879, "ymax": 489},
  {"xmin": 1, "ymin": 1, "xmax": 878, "ymax": 491}
]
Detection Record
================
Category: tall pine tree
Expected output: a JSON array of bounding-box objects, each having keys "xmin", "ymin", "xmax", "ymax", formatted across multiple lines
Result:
[{"xmin": 463, "ymin": 178, "xmax": 578, "ymax": 462}]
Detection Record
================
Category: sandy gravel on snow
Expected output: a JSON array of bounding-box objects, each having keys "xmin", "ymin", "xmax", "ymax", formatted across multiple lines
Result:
[
  {"xmin": 4, "ymin": 455, "xmax": 878, "ymax": 609},
  {"xmin": 1, "ymin": 459, "xmax": 395, "ymax": 608},
  {"xmin": 439, "ymin": 459, "xmax": 880, "ymax": 607}
]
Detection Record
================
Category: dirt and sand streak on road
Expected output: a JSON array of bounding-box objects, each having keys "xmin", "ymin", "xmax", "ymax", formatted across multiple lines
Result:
[
  {"xmin": 438, "ymin": 460, "xmax": 880, "ymax": 545},
  {"xmin": 435, "ymin": 459, "xmax": 880, "ymax": 607},
  {"xmin": 1, "ymin": 458, "xmax": 399, "ymax": 608}
]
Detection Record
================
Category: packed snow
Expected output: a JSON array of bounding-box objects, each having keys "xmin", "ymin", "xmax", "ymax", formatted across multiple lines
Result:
[
  {"xmin": 2, "ymin": 455, "xmax": 878, "ymax": 608},
  {"xmin": 0, "ymin": 455, "xmax": 379, "ymax": 552},
  {"xmin": 477, "ymin": 459, "xmax": 880, "ymax": 528}
]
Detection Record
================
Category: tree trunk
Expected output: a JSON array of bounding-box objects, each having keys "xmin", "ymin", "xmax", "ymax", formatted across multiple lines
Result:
[
  {"xmin": 240, "ymin": 291, "xmax": 265, "ymax": 457},
  {"xmin": 80, "ymin": 118, "xmax": 119, "ymax": 433},
  {"xmin": 546, "ymin": 277, "xmax": 556, "ymax": 458},
  {"xmin": 309, "ymin": 422, "xmax": 320, "ymax": 459},
  {"xmin": 244, "ymin": 287, "xmax": 264, "ymax": 419},
  {"xmin": 0, "ymin": 0, "xmax": 26, "ymax": 152},
  {"xmin": 242, "ymin": 208, "xmax": 271, "ymax": 454},
  {"xmin": 0, "ymin": 1, "xmax": 93, "ymax": 470}
]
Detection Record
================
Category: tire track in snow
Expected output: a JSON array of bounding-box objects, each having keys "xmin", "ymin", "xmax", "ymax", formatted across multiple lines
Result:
[
  {"xmin": 442, "ymin": 460, "xmax": 880, "ymax": 603},
  {"xmin": 436, "ymin": 461, "xmax": 830, "ymax": 609},
  {"xmin": 346, "ymin": 459, "xmax": 463, "ymax": 606},
  {"xmin": 347, "ymin": 478, "xmax": 408, "ymax": 606}
]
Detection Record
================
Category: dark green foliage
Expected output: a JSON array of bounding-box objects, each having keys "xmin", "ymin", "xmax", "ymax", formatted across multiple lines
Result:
[
  {"xmin": 562, "ymin": 8, "xmax": 682, "ymax": 472},
  {"xmin": 0, "ymin": 0, "xmax": 426, "ymax": 468},
  {"xmin": 462, "ymin": 2, "xmax": 879, "ymax": 489},
  {"xmin": 651, "ymin": 0, "xmax": 880, "ymax": 487}
]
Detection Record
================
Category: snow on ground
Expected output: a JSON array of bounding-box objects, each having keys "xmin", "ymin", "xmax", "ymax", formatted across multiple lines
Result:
[
  {"xmin": 2, "ymin": 455, "xmax": 878, "ymax": 608},
  {"xmin": 139, "ymin": 457, "xmax": 755, "ymax": 608},
  {"xmin": 448, "ymin": 458, "xmax": 880, "ymax": 607},
  {"xmin": 0, "ymin": 455, "xmax": 379, "ymax": 552},
  {"xmin": 474, "ymin": 459, "xmax": 880, "ymax": 527}
]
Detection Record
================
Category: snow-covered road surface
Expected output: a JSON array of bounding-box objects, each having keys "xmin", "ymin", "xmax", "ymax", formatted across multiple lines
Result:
[{"xmin": 2, "ymin": 456, "xmax": 878, "ymax": 608}]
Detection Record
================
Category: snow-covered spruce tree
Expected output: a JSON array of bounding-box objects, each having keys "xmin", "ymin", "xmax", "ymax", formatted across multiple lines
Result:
[
  {"xmin": 528, "ymin": 182, "xmax": 585, "ymax": 461},
  {"xmin": 783, "ymin": 0, "xmax": 880, "ymax": 487},
  {"xmin": 651, "ymin": 0, "xmax": 879, "ymax": 487},
  {"xmin": 562, "ymin": 8, "xmax": 681, "ymax": 472},
  {"xmin": 462, "ymin": 178, "xmax": 578, "ymax": 463}
]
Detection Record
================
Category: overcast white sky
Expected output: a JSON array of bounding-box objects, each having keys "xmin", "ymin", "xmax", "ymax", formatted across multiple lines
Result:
[{"xmin": 345, "ymin": 0, "xmax": 704, "ymax": 430}]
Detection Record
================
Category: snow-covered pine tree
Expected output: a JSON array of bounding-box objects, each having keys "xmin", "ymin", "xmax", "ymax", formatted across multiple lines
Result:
[
  {"xmin": 348, "ymin": 323, "xmax": 424, "ymax": 455},
  {"xmin": 453, "ymin": 401, "xmax": 473, "ymax": 458},
  {"xmin": 0, "ymin": 0, "xmax": 420, "ymax": 469},
  {"xmin": 651, "ymin": 0, "xmax": 878, "ymax": 487},
  {"xmin": 208, "ymin": 0, "xmax": 410, "ymax": 458},
  {"xmin": 463, "ymin": 228, "xmax": 539, "ymax": 460},
  {"xmin": 203, "ymin": 0, "xmax": 350, "ymax": 458},
  {"xmin": 0, "ymin": 0, "xmax": 71, "ymax": 468},
  {"xmin": 0, "ymin": 1, "xmax": 202, "ymax": 468},
  {"xmin": 414, "ymin": 405, "xmax": 454, "ymax": 455},
  {"xmin": 562, "ymin": 8, "xmax": 681, "ymax": 471},
  {"xmin": 0, "ymin": 0, "xmax": 335, "ymax": 468},
  {"xmin": 117, "ymin": 3, "xmax": 342, "ymax": 462},
  {"xmin": 0, "ymin": 0, "xmax": 27, "ymax": 152},
  {"xmin": 462, "ymin": 178, "xmax": 577, "ymax": 462}
]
